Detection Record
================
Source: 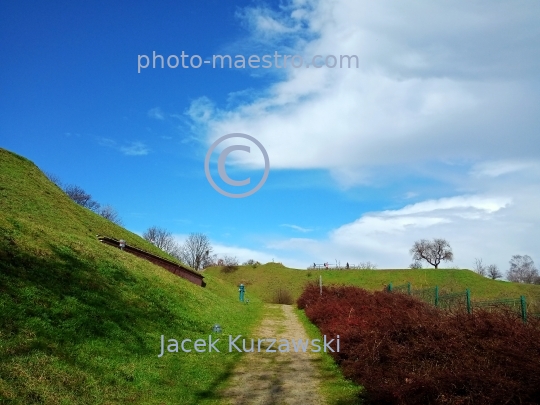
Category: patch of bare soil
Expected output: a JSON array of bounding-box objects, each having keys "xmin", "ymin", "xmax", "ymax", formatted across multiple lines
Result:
[{"xmin": 221, "ymin": 304, "xmax": 325, "ymax": 405}]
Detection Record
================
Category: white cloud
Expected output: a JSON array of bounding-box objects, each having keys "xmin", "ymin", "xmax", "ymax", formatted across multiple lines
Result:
[
  {"xmin": 382, "ymin": 195, "xmax": 510, "ymax": 217},
  {"xmin": 179, "ymin": 0, "xmax": 540, "ymax": 273},
  {"xmin": 281, "ymin": 224, "xmax": 313, "ymax": 232},
  {"xmin": 120, "ymin": 142, "xmax": 149, "ymax": 156},
  {"xmin": 170, "ymin": 235, "xmax": 298, "ymax": 267},
  {"xmin": 404, "ymin": 192, "xmax": 418, "ymax": 199},
  {"xmin": 266, "ymin": 183, "xmax": 540, "ymax": 272},
  {"xmin": 148, "ymin": 107, "xmax": 165, "ymax": 120},
  {"xmin": 189, "ymin": 0, "xmax": 539, "ymax": 186},
  {"xmin": 470, "ymin": 160, "xmax": 540, "ymax": 178},
  {"xmin": 212, "ymin": 243, "xmax": 277, "ymax": 264}
]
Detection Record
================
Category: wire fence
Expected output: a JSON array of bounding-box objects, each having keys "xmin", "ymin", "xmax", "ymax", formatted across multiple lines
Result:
[
  {"xmin": 387, "ymin": 282, "xmax": 530, "ymax": 323},
  {"xmin": 308, "ymin": 262, "xmax": 377, "ymax": 270}
]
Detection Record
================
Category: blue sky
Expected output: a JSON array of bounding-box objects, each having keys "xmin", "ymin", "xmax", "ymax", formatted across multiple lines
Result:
[{"xmin": 1, "ymin": 0, "xmax": 540, "ymax": 272}]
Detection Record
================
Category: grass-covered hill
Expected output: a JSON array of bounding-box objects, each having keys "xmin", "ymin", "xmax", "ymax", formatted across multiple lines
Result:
[
  {"xmin": 0, "ymin": 148, "xmax": 263, "ymax": 404},
  {"xmin": 206, "ymin": 262, "xmax": 540, "ymax": 307}
]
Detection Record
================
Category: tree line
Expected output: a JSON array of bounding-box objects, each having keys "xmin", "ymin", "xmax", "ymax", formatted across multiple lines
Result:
[
  {"xmin": 141, "ymin": 226, "xmax": 244, "ymax": 271},
  {"xmin": 46, "ymin": 172, "xmax": 247, "ymax": 271},
  {"xmin": 47, "ymin": 169, "xmax": 538, "ymax": 282},
  {"xmin": 409, "ymin": 237, "xmax": 539, "ymax": 284},
  {"xmin": 46, "ymin": 172, "xmax": 123, "ymax": 225}
]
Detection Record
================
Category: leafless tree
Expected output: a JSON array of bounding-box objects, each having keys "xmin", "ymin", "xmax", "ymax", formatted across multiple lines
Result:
[
  {"xmin": 474, "ymin": 258, "xmax": 487, "ymax": 276},
  {"xmin": 219, "ymin": 255, "xmax": 239, "ymax": 273},
  {"xmin": 45, "ymin": 172, "xmax": 62, "ymax": 188},
  {"xmin": 409, "ymin": 260, "xmax": 423, "ymax": 269},
  {"xmin": 201, "ymin": 253, "xmax": 218, "ymax": 269},
  {"xmin": 63, "ymin": 184, "xmax": 100, "ymax": 212},
  {"xmin": 179, "ymin": 233, "xmax": 213, "ymax": 271},
  {"xmin": 143, "ymin": 226, "xmax": 178, "ymax": 256},
  {"xmin": 98, "ymin": 204, "xmax": 123, "ymax": 226},
  {"xmin": 507, "ymin": 255, "xmax": 538, "ymax": 283},
  {"xmin": 357, "ymin": 261, "xmax": 378, "ymax": 270},
  {"xmin": 409, "ymin": 238, "xmax": 453, "ymax": 269},
  {"xmin": 486, "ymin": 264, "xmax": 502, "ymax": 280}
]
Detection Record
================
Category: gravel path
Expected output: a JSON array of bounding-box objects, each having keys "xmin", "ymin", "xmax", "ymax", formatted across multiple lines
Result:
[{"xmin": 221, "ymin": 304, "xmax": 325, "ymax": 405}]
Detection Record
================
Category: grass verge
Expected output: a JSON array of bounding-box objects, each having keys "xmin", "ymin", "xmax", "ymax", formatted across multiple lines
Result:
[{"xmin": 294, "ymin": 307, "xmax": 364, "ymax": 405}]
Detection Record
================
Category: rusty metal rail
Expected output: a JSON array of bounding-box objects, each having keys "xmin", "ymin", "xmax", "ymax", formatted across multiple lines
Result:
[{"xmin": 97, "ymin": 235, "xmax": 205, "ymax": 287}]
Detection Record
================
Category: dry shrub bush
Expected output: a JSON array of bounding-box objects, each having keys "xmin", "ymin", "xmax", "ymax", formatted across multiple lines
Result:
[
  {"xmin": 220, "ymin": 264, "xmax": 238, "ymax": 273},
  {"xmin": 297, "ymin": 284, "xmax": 540, "ymax": 405},
  {"xmin": 272, "ymin": 287, "xmax": 294, "ymax": 305},
  {"xmin": 219, "ymin": 255, "xmax": 239, "ymax": 273}
]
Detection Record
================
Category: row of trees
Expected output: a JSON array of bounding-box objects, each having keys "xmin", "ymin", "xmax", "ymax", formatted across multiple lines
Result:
[
  {"xmin": 409, "ymin": 237, "xmax": 538, "ymax": 284},
  {"xmin": 46, "ymin": 175, "xmax": 539, "ymax": 282},
  {"xmin": 142, "ymin": 227, "xmax": 212, "ymax": 270},
  {"xmin": 47, "ymin": 173, "xmax": 240, "ymax": 271},
  {"xmin": 142, "ymin": 226, "xmax": 240, "ymax": 271},
  {"xmin": 46, "ymin": 173, "xmax": 123, "ymax": 226},
  {"xmin": 474, "ymin": 255, "xmax": 539, "ymax": 284}
]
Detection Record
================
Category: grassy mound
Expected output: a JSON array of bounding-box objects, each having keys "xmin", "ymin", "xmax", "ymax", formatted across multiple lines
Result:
[
  {"xmin": 206, "ymin": 263, "xmax": 540, "ymax": 305},
  {"xmin": 0, "ymin": 148, "xmax": 263, "ymax": 404}
]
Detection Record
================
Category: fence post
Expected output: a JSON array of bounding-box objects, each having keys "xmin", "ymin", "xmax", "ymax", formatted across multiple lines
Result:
[
  {"xmin": 388, "ymin": 282, "xmax": 393, "ymax": 292},
  {"xmin": 466, "ymin": 289, "xmax": 471, "ymax": 314},
  {"xmin": 434, "ymin": 286, "xmax": 439, "ymax": 307},
  {"xmin": 407, "ymin": 282, "xmax": 411, "ymax": 295},
  {"xmin": 239, "ymin": 284, "xmax": 245, "ymax": 302},
  {"xmin": 521, "ymin": 295, "xmax": 527, "ymax": 323}
]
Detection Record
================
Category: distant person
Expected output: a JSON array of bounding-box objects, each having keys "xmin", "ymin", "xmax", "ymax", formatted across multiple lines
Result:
[
  {"xmin": 324, "ymin": 262, "xmax": 328, "ymax": 269},
  {"xmin": 119, "ymin": 239, "xmax": 126, "ymax": 250},
  {"xmin": 346, "ymin": 262, "xmax": 349, "ymax": 269},
  {"xmin": 313, "ymin": 262, "xmax": 316, "ymax": 268}
]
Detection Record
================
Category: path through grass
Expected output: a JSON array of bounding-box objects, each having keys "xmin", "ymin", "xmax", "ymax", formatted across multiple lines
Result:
[{"xmin": 209, "ymin": 304, "xmax": 362, "ymax": 405}]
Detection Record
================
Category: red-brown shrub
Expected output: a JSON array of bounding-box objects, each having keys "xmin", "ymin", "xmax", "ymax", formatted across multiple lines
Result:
[{"xmin": 297, "ymin": 284, "xmax": 540, "ymax": 405}]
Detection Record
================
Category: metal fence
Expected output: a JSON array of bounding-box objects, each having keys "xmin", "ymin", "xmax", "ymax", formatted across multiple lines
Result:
[
  {"xmin": 388, "ymin": 282, "xmax": 528, "ymax": 322},
  {"xmin": 438, "ymin": 290, "xmax": 471, "ymax": 313},
  {"xmin": 472, "ymin": 296, "xmax": 526, "ymax": 322}
]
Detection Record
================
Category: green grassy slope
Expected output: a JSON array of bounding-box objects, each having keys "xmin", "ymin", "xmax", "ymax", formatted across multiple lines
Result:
[
  {"xmin": 205, "ymin": 263, "xmax": 540, "ymax": 307},
  {"xmin": 0, "ymin": 148, "xmax": 263, "ymax": 404}
]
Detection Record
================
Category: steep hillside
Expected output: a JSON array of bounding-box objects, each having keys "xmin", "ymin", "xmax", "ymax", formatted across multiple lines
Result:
[
  {"xmin": 205, "ymin": 263, "xmax": 540, "ymax": 306},
  {"xmin": 0, "ymin": 148, "xmax": 263, "ymax": 404}
]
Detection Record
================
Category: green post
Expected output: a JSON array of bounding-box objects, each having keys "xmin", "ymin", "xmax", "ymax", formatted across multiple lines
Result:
[
  {"xmin": 239, "ymin": 284, "xmax": 245, "ymax": 302},
  {"xmin": 520, "ymin": 295, "xmax": 527, "ymax": 323},
  {"xmin": 434, "ymin": 286, "xmax": 439, "ymax": 307},
  {"xmin": 388, "ymin": 282, "xmax": 393, "ymax": 292},
  {"xmin": 466, "ymin": 289, "xmax": 471, "ymax": 314},
  {"xmin": 407, "ymin": 282, "xmax": 411, "ymax": 295}
]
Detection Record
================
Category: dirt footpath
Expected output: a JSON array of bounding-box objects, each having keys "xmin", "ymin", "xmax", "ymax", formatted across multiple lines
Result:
[{"xmin": 221, "ymin": 304, "xmax": 325, "ymax": 405}]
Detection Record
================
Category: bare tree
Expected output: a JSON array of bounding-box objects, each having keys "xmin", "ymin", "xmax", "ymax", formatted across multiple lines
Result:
[
  {"xmin": 487, "ymin": 264, "xmax": 502, "ymax": 280},
  {"xmin": 98, "ymin": 204, "xmax": 123, "ymax": 226},
  {"xmin": 179, "ymin": 233, "xmax": 213, "ymax": 271},
  {"xmin": 219, "ymin": 255, "xmax": 239, "ymax": 273},
  {"xmin": 143, "ymin": 226, "xmax": 178, "ymax": 256},
  {"xmin": 45, "ymin": 172, "xmax": 62, "ymax": 188},
  {"xmin": 409, "ymin": 260, "xmax": 423, "ymax": 269},
  {"xmin": 357, "ymin": 261, "xmax": 378, "ymax": 270},
  {"xmin": 63, "ymin": 184, "xmax": 100, "ymax": 212},
  {"xmin": 474, "ymin": 258, "xmax": 487, "ymax": 276},
  {"xmin": 201, "ymin": 252, "xmax": 218, "ymax": 269},
  {"xmin": 409, "ymin": 238, "xmax": 453, "ymax": 269},
  {"xmin": 507, "ymin": 255, "xmax": 538, "ymax": 283}
]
